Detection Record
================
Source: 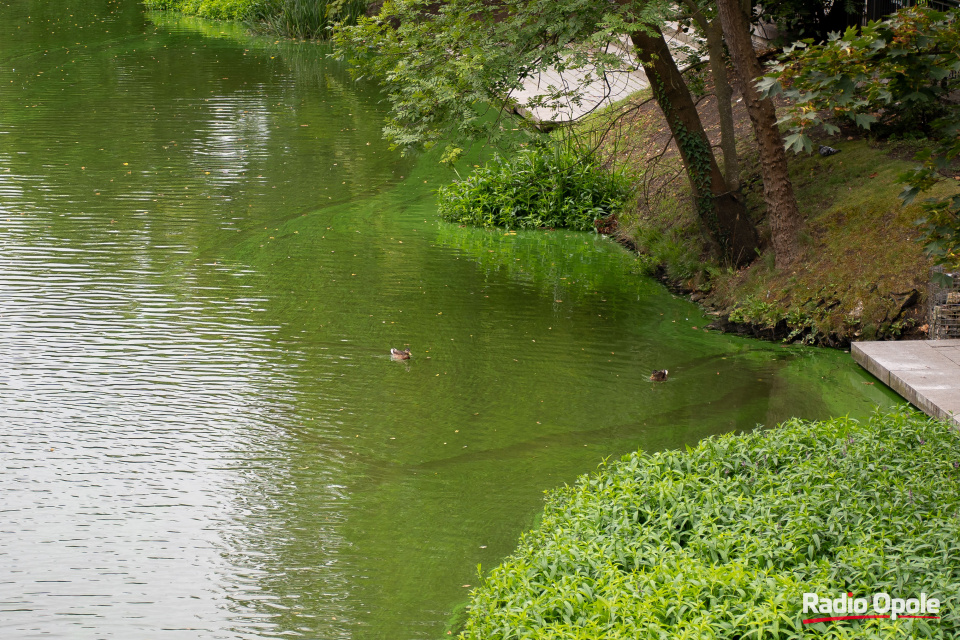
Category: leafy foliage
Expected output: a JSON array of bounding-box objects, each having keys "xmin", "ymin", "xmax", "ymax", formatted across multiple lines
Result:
[
  {"xmin": 754, "ymin": 0, "xmax": 860, "ymax": 45},
  {"xmin": 763, "ymin": 6, "xmax": 960, "ymax": 266},
  {"xmin": 248, "ymin": 0, "xmax": 367, "ymax": 39},
  {"xmin": 143, "ymin": 0, "xmax": 256, "ymax": 20},
  {"xmin": 460, "ymin": 408, "xmax": 960, "ymax": 638},
  {"xmin": 333, "ymin": 0, "xmax": 667, "ymax": 159},
  {"xmin": 144, "ymin": 0, "xmax": 366, "ymax": 37},
  {"xmin": 437, "ymin": 144, "xmax": 631, "ymax": 231},
  {"xmin": 763, "ymin": 7, "xmax": 960, "ymax": 148}
]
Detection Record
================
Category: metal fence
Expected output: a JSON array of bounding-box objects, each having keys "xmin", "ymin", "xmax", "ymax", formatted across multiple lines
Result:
[
  {"xmin": 929, "ymin": 267, "xmax": 960, "ymax": 339},
  {"xmin": 865, "ymin": 0, "xmax": 960, "ymax": 22}
]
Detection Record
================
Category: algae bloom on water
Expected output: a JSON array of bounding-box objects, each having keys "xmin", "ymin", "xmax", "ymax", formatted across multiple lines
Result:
[{"xmin": 459, "ymin": 408, "xmax": 960, "ymax": 639}]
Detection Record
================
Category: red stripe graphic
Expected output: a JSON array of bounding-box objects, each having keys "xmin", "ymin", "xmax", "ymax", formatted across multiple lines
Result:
[{"xmin": 803, "ymin": 615, "xmax": 941, "ymax": 624}]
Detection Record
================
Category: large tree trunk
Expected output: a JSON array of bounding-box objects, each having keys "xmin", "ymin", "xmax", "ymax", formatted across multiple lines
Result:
[
  {"xmin": 681, "ymin": 0, "xmax": 739, "ymax": 190},
  {"xmin": 716, "ymin": 0, "xmax": 802, "ymax": 267},
  {"xmin": 703, "ymin": 21, "xmax": 739, "ymax": 190},
  {"xmin": 631, "ymin": 25, "xmax": 758, "ymax": 266}
]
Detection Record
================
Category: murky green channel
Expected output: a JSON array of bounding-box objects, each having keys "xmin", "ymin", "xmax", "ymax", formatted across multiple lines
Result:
[{"xmin": 0, "ymin": 2, "xmax": 897, "ymax": 638}]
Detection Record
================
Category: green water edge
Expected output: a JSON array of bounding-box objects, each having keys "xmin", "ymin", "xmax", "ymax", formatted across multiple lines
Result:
[
  {"xmin": 226, "ymin": 134, "xmax": 900, "ymax": 633},
  {"xmin": 0, "ymin": 3, "xmax": 902, "ymax": 639}
]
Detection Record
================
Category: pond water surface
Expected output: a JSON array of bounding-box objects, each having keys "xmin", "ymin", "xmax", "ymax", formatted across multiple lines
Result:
[{"xmin": 0, "ymin": 2, "xmax": 897, "ymax": 638}]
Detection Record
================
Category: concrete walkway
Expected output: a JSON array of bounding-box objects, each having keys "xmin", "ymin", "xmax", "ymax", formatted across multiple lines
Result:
[
  {"xmin": 511, "ymin": 28, "xmax": 696, "ymax": 125},
  {"xmin": 510, "ymin": 23, "xmax": 775, "ymax": 125},
  {"xmin": 852, "ymin": 340, "xmax": 960, "ymax": 425}
]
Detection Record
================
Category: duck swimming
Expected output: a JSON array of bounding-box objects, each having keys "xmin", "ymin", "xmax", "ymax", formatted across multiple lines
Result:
[
  {"xmin": 391, "ymin": 348, "xmax": 411, "ymax": 360},
  {"xmin": 650, "ymin": 369, "xmax": 668, "ymax": 382}
]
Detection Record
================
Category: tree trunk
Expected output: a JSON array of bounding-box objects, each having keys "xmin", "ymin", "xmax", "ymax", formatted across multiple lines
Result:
[
  {"xmin": 681, "ymin": 0, "xmax": 739, "ymax": 190},
  {"xmin": 704, "ymin": 21, "xmax": 739, "ymax": 190},
  {"xmin": 631, "ymin": 25, "xmax": 758, "ymax": 266},
  {"xmin": 716, "ymin": 0, "xmax": 802, "ymax": 267}
]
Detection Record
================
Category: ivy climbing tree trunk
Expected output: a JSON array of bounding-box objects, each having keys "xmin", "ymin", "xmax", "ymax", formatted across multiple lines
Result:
[
  {"xmin": 631, "ymin": 25, "xmax": 758, "ymax": 266},
  {"xmin": 716, "ymin": 0, "xmax": 802, "ymax": 267}
]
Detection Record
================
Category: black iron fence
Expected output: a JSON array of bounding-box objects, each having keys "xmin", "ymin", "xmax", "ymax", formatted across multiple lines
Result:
[{"xmin": 864, "ymin": 0, "xmax": 960, "ymax": 23}]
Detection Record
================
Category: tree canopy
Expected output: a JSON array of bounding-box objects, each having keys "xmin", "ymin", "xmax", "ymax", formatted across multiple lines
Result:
[
  {"xmin": 334, "ymin": 0, "xmax": 775, "ymax": 265},
  {"xmin": 334, "ymin": 0, "xmax": 668, "ymax": 160},
  {"xmin": 764, "ymin": 6, "xmax": 960, "ymax": 266}
]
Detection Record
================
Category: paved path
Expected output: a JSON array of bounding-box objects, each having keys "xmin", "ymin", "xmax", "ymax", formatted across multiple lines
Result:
[
  {"xmin": 511, "ymin": 28, "xmax": 695, "ymax": 125},
  {"xmin": 852, "ymin": 340, "xmax": 960, "ymax": 425},
  {"xmin": 510, "ymin": 24, "xmax": 774, "ymax": 125}
]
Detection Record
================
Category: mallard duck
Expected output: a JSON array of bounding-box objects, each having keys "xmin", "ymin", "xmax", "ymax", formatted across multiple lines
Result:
[
  {"xmin": 650, "ymin": 369, "xmax": 668, "ymax": 382},
  {"xmin": 391, "ymin": 348, "xmax": 411, "ymax": 360}
]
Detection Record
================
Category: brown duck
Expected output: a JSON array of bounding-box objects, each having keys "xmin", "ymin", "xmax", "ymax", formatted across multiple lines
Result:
[
  {"xmin": 391, "ymin": 348, "xmax": 411, "ymax": 360},
  {"xmin": 650, "ymin": 369, "xmax": 668, "ymax": 382}
]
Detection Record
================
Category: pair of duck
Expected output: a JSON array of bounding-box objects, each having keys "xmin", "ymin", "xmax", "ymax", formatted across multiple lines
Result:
[{"xmin": 393, "ymin": 348, "xmax": 666, "ymax": 381}]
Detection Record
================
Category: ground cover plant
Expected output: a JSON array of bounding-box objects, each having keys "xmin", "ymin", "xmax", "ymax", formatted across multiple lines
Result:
[
  {"xmin": 437, "ymin": 144, "xmax": 632, "ymax": 232},
  {"xmin": 458, "ymin": 408, "xmax": 960, "ymax": 639}
]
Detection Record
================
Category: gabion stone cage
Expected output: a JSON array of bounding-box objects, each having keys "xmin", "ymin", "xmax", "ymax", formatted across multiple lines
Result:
[{"xmin": 930, "ymin": 266, "xmax": 960, "ymax": 339}]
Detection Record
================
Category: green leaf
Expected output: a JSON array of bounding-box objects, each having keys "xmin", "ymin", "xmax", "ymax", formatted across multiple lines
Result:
[
  {"xmin": 783, "ymin": 132, "xmax": 813, "ymax": 154},
  {"xmin": 852, "ymin": 113, "xmax": 877, "ymax": 129},
  {"xmin": 900, "ymin": 185, "xmax": 920, "ymax": 205},
  {"xmin": 932, "ymin": 272, "xmax": 955, "ymax": 289},
  {"xmin": 756, "ymin": 76, "xmax": 782, "ymax": 99}
]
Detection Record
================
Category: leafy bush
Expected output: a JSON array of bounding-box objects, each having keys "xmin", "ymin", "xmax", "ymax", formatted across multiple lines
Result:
[
  {"xmin": 460, "ymin": 409, "xmax": 960, "ymax": 639},
  {"xmin": 762, "ymin": 6, "xmax": 960, "ymax": 267},
  {"xmin": 248, "ymin": 0, "xmax": 368, "ymax": 39},
  {"xmin": 437, "ymin": 146, "xmax": 632, "ymax": 232},
  {"xmin": 763, "ymin": 7, "xmax": 960, "ymax": 147},
  {"xmin": 144, "ymin": 0, "xmax": 256, "ymax": 20},
  {"xmin": 145, "ymin": 0, "xmax": 366, "ymax": 37}
]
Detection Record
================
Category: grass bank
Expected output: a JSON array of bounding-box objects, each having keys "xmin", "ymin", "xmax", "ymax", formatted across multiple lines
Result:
[
  {"xmin": 706, "ymin": 137, "xmax": 952, "ymax": 346},
  {"xmin": 143, "ymin": 0, "xmax": 255, "ymax": 21},
  {"xmin": 457, "ymin": 408, "xmax": 960, "ymax": 638},
  {"xmin": 143, "ymin": 0, "xmax": 367, "ymax": 38},
  {"xmin": 571, "ymin": 84, "xmax": 957, "ymax": 347}
]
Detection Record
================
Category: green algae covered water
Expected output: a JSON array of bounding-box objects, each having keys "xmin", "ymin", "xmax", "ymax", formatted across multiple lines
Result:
[{"xmin": 0, "ymin": 2, "xmax": 898, "ymax": 638}]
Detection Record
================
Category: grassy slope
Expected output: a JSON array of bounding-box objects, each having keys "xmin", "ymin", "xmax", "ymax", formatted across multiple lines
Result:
[
  {"xmin": 708, "ymin": 138, "xmax": 951, "ymax": 346},
  {"xmin": 577, "ymin": 87, "xmax": 954, "ymax": 346}
]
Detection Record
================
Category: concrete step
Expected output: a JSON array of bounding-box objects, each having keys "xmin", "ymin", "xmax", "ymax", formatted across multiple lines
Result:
[{"xmin": 852, "ymin": 340, "xmax": 960, "ymax": 425}]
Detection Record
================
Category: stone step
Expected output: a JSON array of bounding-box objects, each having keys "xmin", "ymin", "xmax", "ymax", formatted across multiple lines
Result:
[{"xmin": 852, "ymin": 340, "xmax": 960, "ymax": 425}]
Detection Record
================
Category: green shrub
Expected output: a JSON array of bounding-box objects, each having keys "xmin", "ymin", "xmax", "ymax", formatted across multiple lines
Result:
[
  {"xmin": 144, "ymin": 0, "xmax": 256, "ymax": 20},
  {"xmin": 248, "ymin": 0, "xmax": 368, "ymax": 39},
  {"xmin": 145, "ymin": 0, "xmax": 366, "ymax": 37},
  {"xmin": 437, "ymin": 145, "xmax": 632, "ymax": 232},
  {"xmin": 460, "ymin": 408, "xmax": 960, "ymax": 639}
]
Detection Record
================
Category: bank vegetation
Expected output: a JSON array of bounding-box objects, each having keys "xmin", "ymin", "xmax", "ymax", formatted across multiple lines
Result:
[
  {"xmin": 144, "ymin": 0, "xmax": 366, "ymax": 38},
  {"xmin": 455, "ymin": 408, "xmax": 960, "ymax": 638},
  {"xmin": 335, "ymin": 2, "xmax": 960, "ymax": 347}
]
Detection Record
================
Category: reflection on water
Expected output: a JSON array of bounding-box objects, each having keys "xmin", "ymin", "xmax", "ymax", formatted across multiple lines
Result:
[{"xmin": 0, "ymin": 1, "xmax": 898, "ymax": 638}]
